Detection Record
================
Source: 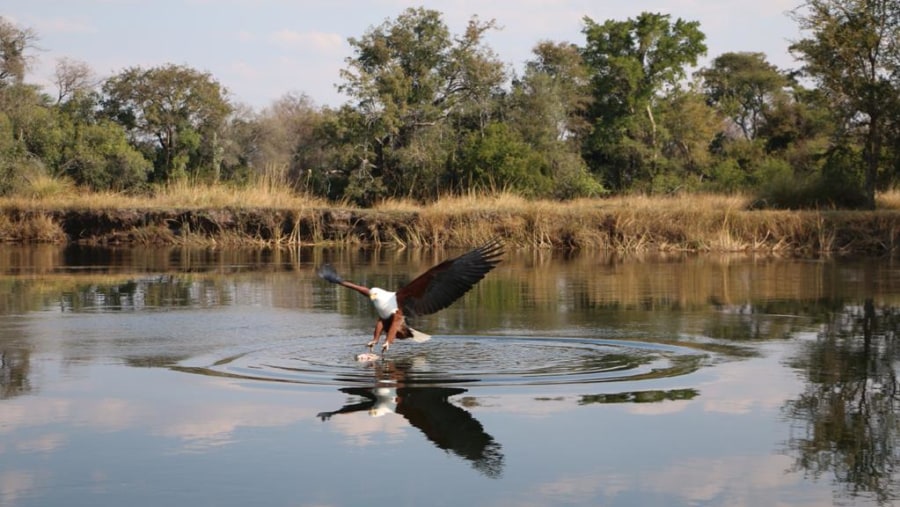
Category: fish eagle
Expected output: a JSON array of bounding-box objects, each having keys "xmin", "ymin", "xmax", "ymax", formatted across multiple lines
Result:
[{"xmin": 317, "ymin": 240, "xmax": 504, "ymax": 352}]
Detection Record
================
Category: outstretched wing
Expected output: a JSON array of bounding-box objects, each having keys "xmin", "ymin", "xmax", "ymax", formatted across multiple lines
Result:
[
  {"xmin": 317, "ymin": 263, "xmax": 371, "ymax": 297},
  {"xmin": 397, "ymin": 240, "xmax": 503, "ymax": 317},
  {"xmin": 317, "ymin": 264, "xmax": 344, "ymax": 284}
]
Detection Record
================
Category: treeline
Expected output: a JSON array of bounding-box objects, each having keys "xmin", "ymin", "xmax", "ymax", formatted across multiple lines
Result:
[{"xmin": 1, "ymin": 1, "xmax": 899, "ymax": 209}]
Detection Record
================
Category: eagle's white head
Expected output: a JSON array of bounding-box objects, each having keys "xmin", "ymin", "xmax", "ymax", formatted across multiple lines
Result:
[{"xmin": 369, "ymin": 287, "xmax": 398, "ymax": 319}]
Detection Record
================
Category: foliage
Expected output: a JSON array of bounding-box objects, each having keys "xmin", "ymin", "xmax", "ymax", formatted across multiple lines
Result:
[
  {"xmin": 699, "ymin": 52, "xmax": 788, "ymax": 140},
  {"xmin": 456, "ymin": 123, "xmax": 551, "ymax": 195},
  {"xmin": 507, "ymin": 41, "xmax": 603, "ymax": 198},
  {"xmin": 790, "ymin": 0, "xmax": 900, "ymax": 209},
  {"xmin": 101, "ymin": 64, "xmax": 232, "ymax": 183},
  {"xmin": 657, "ymin": 87, "xmax": 721, "ymax": 187},
  {"xmin": 754, "ymin": 148, "xmax": 868, "ymax": 208},
  {"xmin": 580, "ymin": 12, "xmax": 708, "ymax": 191},
  {"xmin": 337, "ymin": 7, "xmax": 505, "ymax": 202},
  {"xmin": 58, "ymin": 119, "xmax": 151, "ymax": 191}
]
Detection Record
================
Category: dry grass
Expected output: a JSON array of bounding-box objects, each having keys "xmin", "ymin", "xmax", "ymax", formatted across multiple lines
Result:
[
  {"xmin": 369, "ymin": 191, "xmax": 900, "ymax": 254},
  {"xmin": 876, "ymin": 189, "xmax": 900, "ymax": 210},
  {"xmin": 3, "ymin": 184, "xmax": 900, "ymax": 253},
  {"xmin": 0, "ymin": 179, "xmax": 330, "ymax": 211},
  {"xmin": 0, "ymin": 213, "xmax": 67, "ymax": 242},
  {"xmin": 377, "ymin": 192, "xmax": 762, "ymax": 251}
]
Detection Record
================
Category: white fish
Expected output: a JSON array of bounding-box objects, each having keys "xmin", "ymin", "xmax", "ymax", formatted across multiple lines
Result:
[{"xmin": 355, "ymin": 352, "xmax": 381, "ymax": 362}]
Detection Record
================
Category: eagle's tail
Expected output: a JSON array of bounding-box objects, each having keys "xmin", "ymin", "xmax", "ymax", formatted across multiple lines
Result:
[{"xmin": 408, "ymin": 327, "xmax": 431, "ymax": 343}]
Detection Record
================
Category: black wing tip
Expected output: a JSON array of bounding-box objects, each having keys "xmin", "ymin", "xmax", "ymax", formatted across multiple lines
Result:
[
  {"xmin": 476, "ymin": 238, "xmax": 505, "ymax": 263},
  {"xmin": 317, "ymin": 263, "xmax": 343, "ymax": 284}
]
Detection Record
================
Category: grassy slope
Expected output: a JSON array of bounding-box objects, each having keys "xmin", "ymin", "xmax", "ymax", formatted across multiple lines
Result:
[{"xmin": 3, "ymin": 181, "xmax": 900, "ymax": 254}]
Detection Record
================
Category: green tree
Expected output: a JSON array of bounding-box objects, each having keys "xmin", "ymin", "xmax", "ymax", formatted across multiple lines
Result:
[
  {"xmin": 656, "ymin": 87, "xmax": 721, "ymax": 191},
  {"xmin": 790, "ymin": 0, "xmax": 900, "ymax": 209},
  {"xmin": 456, "ymin": 122, "xmax": 550, "ymax": 194},
  {"xmin": 315, "ymin": 104, "xmax": 380, "ymax": 203},
  {"xmin": 102, "ymin": 64, "xmax": 232, "ymax": 182},
  {"xmin": 507, "ymin": 41, "xmax": 602, "ymax": 197},
  {"xmin": 699, "ymin": 52, "xmax": 788, "ymax": 141},
  {"xmin": 338, "ymin": 7, "xmax": 505, "ymax": 201},
  {"xmin": 58, "ymin": 119, "xmax": 152, "ymax": 191},
  {"xmin": 56, "ymin": 91, "xmax": 150, "ymax": 190},
  {"xmin": 0, "ymin": 17, "xmax": 64, "ymax": 193},
  {"xmin": 2, "ymin": 85, "xmax": 64, "ymax": 169},
  {"xmin": 756, "ymin": 84, "xmax": 834, "ymax": 159},
  {"xmin": 581, "ymin": 12, "xmax": 707, "ymax": 191}
]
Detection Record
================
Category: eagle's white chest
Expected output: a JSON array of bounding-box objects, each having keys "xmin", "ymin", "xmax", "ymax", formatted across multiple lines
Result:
[{"xmin": 370, "ymin": 288, "xmax": 398, "ymax": 319}]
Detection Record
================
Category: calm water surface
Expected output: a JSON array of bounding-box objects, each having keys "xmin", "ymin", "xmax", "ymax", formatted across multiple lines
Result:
[{"xmin": 1, "ymin": 245, "xmax": 899, "ymax": 506}]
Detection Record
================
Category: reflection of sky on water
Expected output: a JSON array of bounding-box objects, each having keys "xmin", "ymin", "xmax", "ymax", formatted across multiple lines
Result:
[
  {"xmin": 0, "ymin": 332, "xmax": 828, "ymax": 507},
  {"xmin": 503, "ymin": 454, "xmax": 834, "ymax": 507}
]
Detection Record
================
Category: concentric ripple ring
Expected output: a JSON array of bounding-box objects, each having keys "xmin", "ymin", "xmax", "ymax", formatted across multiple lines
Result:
[{"xmin": 175, "ymin": 335, "xmax": 709, "ymax": 387}]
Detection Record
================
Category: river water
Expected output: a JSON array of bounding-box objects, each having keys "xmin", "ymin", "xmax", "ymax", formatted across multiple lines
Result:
[{"xmin": 1, "ymin": 245, "xmax": 899, "ymax": 506}]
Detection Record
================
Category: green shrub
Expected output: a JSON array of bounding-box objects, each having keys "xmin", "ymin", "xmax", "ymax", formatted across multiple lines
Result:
[{"xmin": 753, "ymin": 150, "xmax": 867, "ymax": 209}]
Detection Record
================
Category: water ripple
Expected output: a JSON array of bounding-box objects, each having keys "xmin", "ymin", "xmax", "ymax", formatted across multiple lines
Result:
[{"xmin": 175, "ymin": 335, "xmax": 709, "ymax": 387}]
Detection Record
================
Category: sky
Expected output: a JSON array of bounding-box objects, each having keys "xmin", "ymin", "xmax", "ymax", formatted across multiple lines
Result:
[{"xmin": 5, "ymin": 0, "xmax": 802, "ymax": 111}]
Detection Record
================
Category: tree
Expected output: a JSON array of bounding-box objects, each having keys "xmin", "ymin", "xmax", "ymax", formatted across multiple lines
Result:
[
  {"xmin": 0, "ymin": 17, "xmax": 40, "ymax": 176},
  {"xmin": 580, "ymin": 12, "xmax": 707, "ymax": 191},
  {"xmin": 790, "ymin": 0, "xmax": 900, "ymax": 209},
  {"xmin": 513, "ymin": 42, "xmax": 592, "ymax": 148},
  {"xmin": 254, "ymin": 93, "xmax": 332, "ymax": 187},
  {"xmin": 507, "ymin": 41, "xmax": 602, "ymax": 197},
  {"xmin": 656, "ymin": 86, "xmax": 721, "ymax": 190},
  {"xmin": 54, "ymin": 57, "xmax": 96, "ymax": 105},
  {"xmin": 699, "ymin": 52, "xmax": 788, "ymax": 141},
  {"xmin": 338, "ymin": 7, "xmax": 505, "ymax": 200},
  {"xmin": 58, "ymin": 119, "xmax": 152, "ymax": 191},
  {"xmin": 101, "ymin": 64, "xmax": 232, "ymax": 182},
  {"xmin": 0, "ymin": 16, "xmax": 38, "ymax": 87},
  {"xmin": 456, "ymin": 122, "xmax": 550, "ymax": 195}
]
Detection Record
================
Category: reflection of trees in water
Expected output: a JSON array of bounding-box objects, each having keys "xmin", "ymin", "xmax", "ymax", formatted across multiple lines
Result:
[
  {"xmin": 703, "ymin": 298, "xmax": 845, "ymax": 342},
  {"xmin": 1, "ymin": 276, "xmax": 234, "ymax": 313},
  {"xmin": 0, "ymin": 346, "xmax": 31, "ymax": 399},
  {"xmin": 58, "ymin": 276, "xmax": 233, "ymax": 311},
  {"xmin": 784, "ymin": 300, "xmax": 900, "ymax": 505},
  {"xmin": 578, "ymin": 388, "xmax": 698, "ymax": 405}
]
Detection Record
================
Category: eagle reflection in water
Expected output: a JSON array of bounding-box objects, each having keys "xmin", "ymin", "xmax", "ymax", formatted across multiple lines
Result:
[{"xmin": 317, "ymin": 359, "xmax": 504, "ymax": 478}]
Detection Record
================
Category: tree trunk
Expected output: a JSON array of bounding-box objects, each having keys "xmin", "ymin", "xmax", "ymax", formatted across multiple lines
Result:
[
  {"xmin": 646, "ymin": 103, "xmax": 658, "ymax": 182},
  {"xmin": 863, "ymin": 114, "xmax": 882, "ymax": 210}
]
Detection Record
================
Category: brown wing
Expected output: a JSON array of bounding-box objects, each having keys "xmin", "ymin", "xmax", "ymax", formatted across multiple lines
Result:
[{"xmin": 397, "ymin": 240, "xmax": 503, "ymax": 317}]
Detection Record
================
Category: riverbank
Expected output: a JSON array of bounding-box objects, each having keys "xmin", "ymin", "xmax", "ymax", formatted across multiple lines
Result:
[{"xmin": 2, "ymin": 189, "xmax": 900, "ymax": 254}]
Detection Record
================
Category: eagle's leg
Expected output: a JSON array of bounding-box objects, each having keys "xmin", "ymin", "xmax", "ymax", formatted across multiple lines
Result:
[
  {"xmin": 382, "ymin": 312, "xmax": 405, "ymax": 352},
  {"xmin": 367, "ymin": 319, "xmax": 385, "ymax": 349}
]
